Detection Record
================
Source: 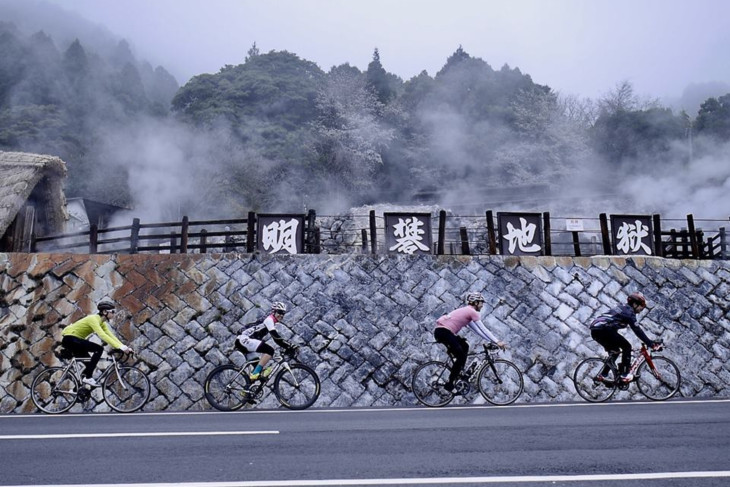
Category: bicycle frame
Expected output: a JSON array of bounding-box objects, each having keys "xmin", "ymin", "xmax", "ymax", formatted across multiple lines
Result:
[
  {"xmin": 62, "ymin": 353, "xmax": 124, "ymax": 386},
  {"xmin": 573, "ymin": 339, "xmax": 680, "ymax": 403},
  {"xmin": 446, "ymin": 344, "xmax": 502, "ymax": 393},
  {"xmin": 239, "ymin": 351, "xmax": 298, "ymax": 392},
  {"xmin": 451, "ymin": 344, "xmax": 499, "ymax": 377},
  {"xmin": 203, "ymin": 348, "xmax": 319, "ymax": 410},
  {"xmin": 412, "ymin": 342, "xmax": 523, "ymax": 407},
  {"xmin": 603, "ymin": 343, "xmax": 653, "ymax": 383}
]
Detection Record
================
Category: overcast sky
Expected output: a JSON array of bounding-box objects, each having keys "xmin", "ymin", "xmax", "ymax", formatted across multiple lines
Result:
[{"xmin": 32, "ymin": 0, "xmax": 729, "ymax": 102}]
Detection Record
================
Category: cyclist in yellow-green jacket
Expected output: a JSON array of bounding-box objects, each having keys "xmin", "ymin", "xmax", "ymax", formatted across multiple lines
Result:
[{"xmin": 61, "ymin": 300, "xmax": 133, "ymax": 387}]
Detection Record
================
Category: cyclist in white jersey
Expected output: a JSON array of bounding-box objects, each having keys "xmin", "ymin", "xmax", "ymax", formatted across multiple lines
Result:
[{"xmin": 235, "ymin": 302, "xmax": 296, "ymax": 380}]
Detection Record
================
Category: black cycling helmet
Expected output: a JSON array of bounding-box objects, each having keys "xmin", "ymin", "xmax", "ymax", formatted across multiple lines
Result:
[
  {"xmin": 97, "ymin": 301, "xmax": 116, "ymax": 313},
  {"xmin": 627, "ymin": 292, "xmax": 646, "ymax": 307}
]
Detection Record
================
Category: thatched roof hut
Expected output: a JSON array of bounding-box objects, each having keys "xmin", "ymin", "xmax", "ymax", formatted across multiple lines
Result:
[{"xmin": 0, "ymin": 151, "xmax": 68, "ymax": 252}]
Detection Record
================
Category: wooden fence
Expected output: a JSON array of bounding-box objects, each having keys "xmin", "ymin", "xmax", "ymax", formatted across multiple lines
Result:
[{"xmin": 28, "ymin": 210, "xmax": 729, "ymax": 260}]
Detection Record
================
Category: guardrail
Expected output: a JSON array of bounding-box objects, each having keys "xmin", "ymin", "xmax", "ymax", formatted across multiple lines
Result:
[{"xmin": 28, "ymin": 210, "xmax": 729, "ymax": 260}]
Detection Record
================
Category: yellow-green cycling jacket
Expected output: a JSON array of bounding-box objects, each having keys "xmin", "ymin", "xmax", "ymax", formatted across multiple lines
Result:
[{"xmin": 62, "ymin": 314, "xmax": 124, "ymax": 349}]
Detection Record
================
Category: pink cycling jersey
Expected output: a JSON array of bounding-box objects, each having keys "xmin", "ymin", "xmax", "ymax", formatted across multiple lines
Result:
[{"xmin": 436, "ymin": 306, "xmax": 481, "ymax": 334}]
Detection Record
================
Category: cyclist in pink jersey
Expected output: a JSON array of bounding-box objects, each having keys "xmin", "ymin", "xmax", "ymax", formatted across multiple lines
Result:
[{"xmin": 434, "ymin": 292, "xmax": 506, "ymax": 392}]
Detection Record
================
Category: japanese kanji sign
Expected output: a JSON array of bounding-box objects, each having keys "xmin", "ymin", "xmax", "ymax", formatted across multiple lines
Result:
[
  {"xmin": 384, "ymin": 213, "xmax": 433, "ymax": 255},
  {"xmin": 610, "ymin": 214, "xmax": 653, "ymax": 256},
  {"xmin": 497, "ymin": 212, "xmax": 544, "ymax": 256},
  {"xmin": 257, "ymin": 214, "xmax": 305, "ymax": 255}
]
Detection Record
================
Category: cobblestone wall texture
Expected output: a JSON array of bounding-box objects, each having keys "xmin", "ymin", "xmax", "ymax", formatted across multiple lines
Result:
[{"xmin": 1, "ymin": 252, "xmax": 729, "ymax": 414}]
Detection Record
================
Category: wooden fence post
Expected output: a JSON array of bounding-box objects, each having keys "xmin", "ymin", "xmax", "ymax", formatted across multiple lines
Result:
[
  {"xmin": 599, "ymin": 213, "xmax": 612, "ymax": 255},
  {"xmin": 369, "ymin": 210, "xmax": 377, "ymax": 254},
  {"xmin": 89, "ymin": 224, "xmax": 98, "ymax": 254},
  {"xmin": 200, "ymin": 229, "xmax": 207, "ymax": 254},
  {"xmin": 486, "ymin": 210, "xmax": 497, "ymax": 255},
  {"xmin": 361, "ymin": 229, "xmax": 368, "ymax": 254},
  {"xmin": 306, "ymin": 209, "xmax": 316, "ymax": 254},
  {"xmin": 653, "ymin": 214, "xmax": 663, "ymax": 257},
  {"xmin": 668, "ymin": 229, "xmax": 677, "ymax": 258},
  {"xmin": 720, "ymin": 227, "xmax": 727, "ymax": 259},
  {"xmin": 572, "ymin": 232, "xmax": 581, "ymax": 257},
  {"xmin": 698, "ymin": 230, "xmax": 706, "ymax": 258},
  {"xmin": 437, "ymin": 210, "xmax": 446, "ymax": 255},
  {"xmin": 130, "ymin": 218, "xmax": 140, "ymax": 254},
  {"xmin": 180, "ymin": 216, "xmax": 189, "ymax": 254},
  {"xmin": 543, "ymin": 212, "xmax": 551, "ymax": 256},
  {"xmin": 169, "ymin": 232, "xmax": 177, "ymax": 253},
  {"xmin": 460, "ymin": 227, "xmax": 470, "ymax": 255},
  {"xmin": 313, "ymin": 227, "xmax": 321, "ymax": 254},
  {"xmin": 246, "ymin": 212, "xmax": 256, "ymax": 253},
  {"xmin": 687, "ymin": 214, "xmax": 699, "ymax": 259}
]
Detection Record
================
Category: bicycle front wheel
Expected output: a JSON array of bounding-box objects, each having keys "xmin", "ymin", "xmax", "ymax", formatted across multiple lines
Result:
[
  {"xmin": 274, "ymin": 364, "xmax": 320, "ymax": 410},
  {"xmin": 31, "ymin": 367, "xmax": 79, "ymax": 414},
  {"xmin": 103, "ymin": 366, "xmax": 151, "ymax": 413},
  {"xmin": 477, "ymin": 359, "xmax": 524, "ymax": 406},
  {"xmin": 636, "ymin": 356, "xmax": 681, "ymax": 401},
  {"xmin": 204, "ymin": 364, "xmax": 250, "ymax": 411},
  {"xmin": 411, "ymin": 361, "xmax": 454, "ymax": 407},
  {"xmin": 573, "ymin": 358, "xmax": 617, "ymax": 403}
]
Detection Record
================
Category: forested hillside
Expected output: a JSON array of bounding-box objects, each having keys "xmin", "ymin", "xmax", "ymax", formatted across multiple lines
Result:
[
  {"xmin": 1, "ymin": 15, "xmax": 729, "ymax": 220},
  {"xmin": 0, "ymin": 21, "xmax": 178, "ymax": 205}
]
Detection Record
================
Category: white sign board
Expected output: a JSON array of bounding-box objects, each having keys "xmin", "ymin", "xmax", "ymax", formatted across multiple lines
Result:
[{"xmin": 566, "ymin": 218, "xmax": 584, "ymax": 231}]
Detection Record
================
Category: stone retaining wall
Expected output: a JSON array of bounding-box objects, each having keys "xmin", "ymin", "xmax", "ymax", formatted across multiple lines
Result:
[{"xmin": 1, "ymin": 252, "xmax": 729, "ymax": 413}]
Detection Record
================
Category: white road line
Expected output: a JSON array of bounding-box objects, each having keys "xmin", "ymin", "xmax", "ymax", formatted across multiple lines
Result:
[
  {"xmin": 1, "ymin": 470, "xmax": 730, "ymax": 486},
  {"xmin": 2, "ymin": 398, "xmax": 729, "ymax": 419},
  {"xmin": 0, "ymin": 431, "xmax": 278, "ymax": 440}
]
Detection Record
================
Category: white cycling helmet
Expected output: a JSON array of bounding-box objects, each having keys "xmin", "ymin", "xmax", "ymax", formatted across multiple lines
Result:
[
  {"xmin": 465, "ymin": 292, "xmax": 485, "ymax": 305},
  {"xmin": 271, "ymin": 302, "xmax": 287, "ymax": 314}
]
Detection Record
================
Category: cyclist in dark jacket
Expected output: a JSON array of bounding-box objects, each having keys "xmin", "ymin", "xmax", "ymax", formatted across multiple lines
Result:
[{"xmin": 590, "ymin": 292, "xmax": 659, "ymax": 381}]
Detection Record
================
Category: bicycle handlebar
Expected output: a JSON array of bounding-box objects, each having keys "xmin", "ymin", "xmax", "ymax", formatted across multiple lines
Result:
[{"xmin": 109, "ymin": 349, "xmax": 135, "ymax": 360}]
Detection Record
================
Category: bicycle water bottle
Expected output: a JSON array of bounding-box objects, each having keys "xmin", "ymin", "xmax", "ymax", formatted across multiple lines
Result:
[{"xmin": 263, "ymin": 366, "xmax": 273, "ymax": 378}]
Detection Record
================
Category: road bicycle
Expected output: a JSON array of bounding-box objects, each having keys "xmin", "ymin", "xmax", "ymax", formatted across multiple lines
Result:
[
  {"xmin": 30, "ymin": 348, "xmax": 151, "ymax": 413},
  {"xmin": 412, "ymin": 342, "xmax": 524, "ymax": 407},
  {"xmin": 204, "ymin": 347, "xmax": 320, "ymax": 411},
  {"xmin": 572, "ymin": 340, "xmax": 681, "ymax": 402}
]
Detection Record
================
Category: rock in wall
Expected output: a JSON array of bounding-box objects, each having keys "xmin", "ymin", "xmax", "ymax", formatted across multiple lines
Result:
[{"xmin": 1, "ymin": 252, "xmax": 729, "ymax": 413}]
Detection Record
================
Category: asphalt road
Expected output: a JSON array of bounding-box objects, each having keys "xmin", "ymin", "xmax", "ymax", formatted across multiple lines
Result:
[{"xmin": 1, "ymin": 399, "xmax": 729, "ymax": 486}]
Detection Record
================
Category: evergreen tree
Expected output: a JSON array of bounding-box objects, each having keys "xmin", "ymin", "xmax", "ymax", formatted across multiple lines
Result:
[
  {"xmin": 365, "ymin": 48, "xmax": 398, "ymax": 104},
  {"xmin": 695, "ymin": 94, "xmax": 730, "ymax": 140}
]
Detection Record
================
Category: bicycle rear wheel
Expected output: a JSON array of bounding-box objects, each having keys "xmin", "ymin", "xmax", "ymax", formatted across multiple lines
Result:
[
  {"xmin": 204, "ymin": 364, "xmax": 250, "ymax": 411},
  {"xmin": 573, "ymin": 358, "xmax": 618, "ymax": 402},
  {"xmin": 411, "ymin": 361, "xmax": 454, "ymax": 407},
  {"xmin": 31, "ymin": 367, "xmax": 79, "ymax": 414},
  {"xmin": 274, "ymin": 364, "xmax": 320, "ymax": 410},
  {"xmin": 102, "ymin": 366, "xmax": 151, "ymax": 413},
  {"xmin": 477, "ymin": 359, "xmax": 524, "ymax": 406},
  {"xmin": 636, "ymin": 356, "xmax": 681, "ymax": 401}
]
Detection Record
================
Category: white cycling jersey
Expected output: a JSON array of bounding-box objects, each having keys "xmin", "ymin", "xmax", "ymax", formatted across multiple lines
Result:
[{"xmin": 237, "ymin": 314, "xmax": 278, "ymax": 351}]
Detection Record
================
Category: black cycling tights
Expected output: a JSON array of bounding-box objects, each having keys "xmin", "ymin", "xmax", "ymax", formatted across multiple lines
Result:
[
  {"xmin": 234, "ymin": 339, "xmax": 274, "ymax": 356},
  {"xmin": 61, "ymin": 335, "xmax": 103, "ymax": 378},
  {"xmin": 434, "ymin": 327, "xmax": 469, "ymax": 385},
  {"xmin": 591, "ymin": 328, "xmax": 632, "ymax": 374}
]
